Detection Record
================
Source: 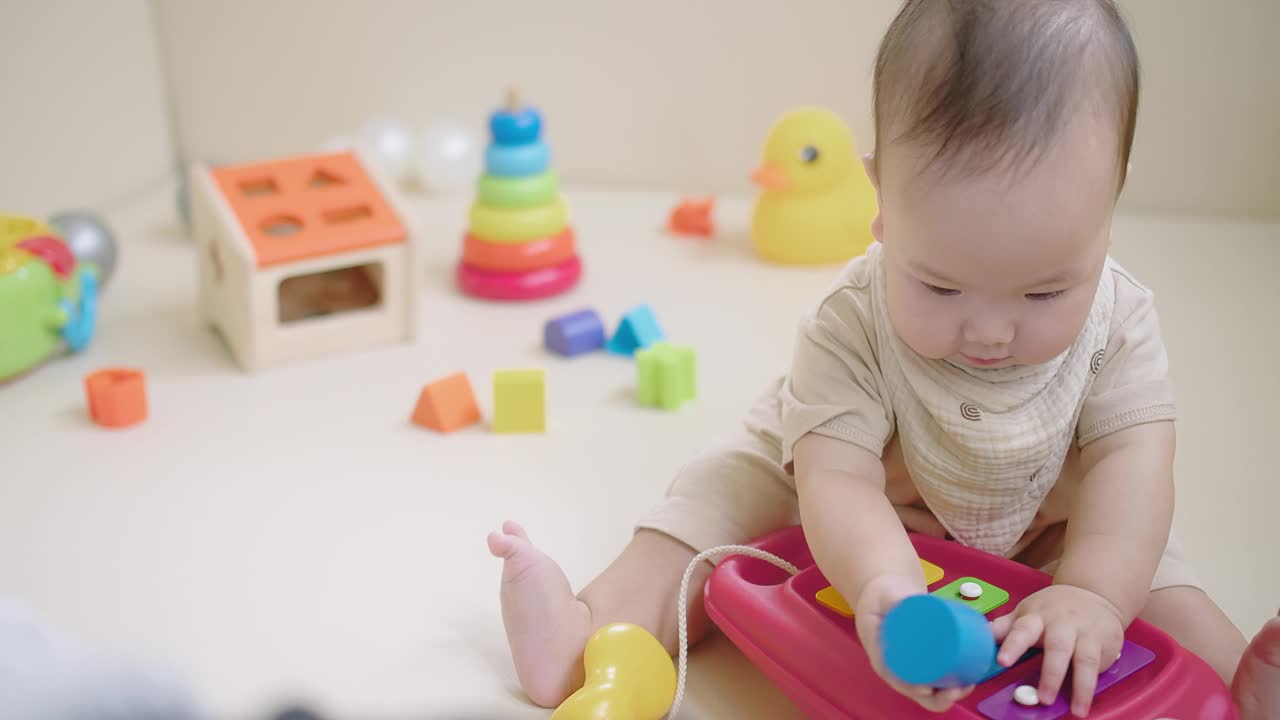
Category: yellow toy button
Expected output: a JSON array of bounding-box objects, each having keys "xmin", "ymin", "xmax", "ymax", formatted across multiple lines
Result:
[
  {"xmin": 815, "ymin": 559, "xmax": 945, "ymax": 618},
  {"xmin": 816, "ymin": 586, "xmax": 853, "ymax": 617},
  {"xmin": 922, "ymin": 559, "xmax": 944, "ymax": 585}
]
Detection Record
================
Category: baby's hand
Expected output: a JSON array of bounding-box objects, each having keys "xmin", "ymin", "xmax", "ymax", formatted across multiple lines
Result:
[
  {"xmin": 855, "ymin": 575, "xmax": 975, "ymax": 712},
  {"xmin": 991, "ymin": 584, "xmax": 1125, "ymax": 717}
]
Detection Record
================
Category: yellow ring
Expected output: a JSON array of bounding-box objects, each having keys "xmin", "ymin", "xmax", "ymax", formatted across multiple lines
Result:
[
  {"xmin": 0, "ymin": 213, "xmax": 53, "ymax": 248},
  {"xmin": 468, "ymin": 196, "xmax": 568, "ymax": 244}
]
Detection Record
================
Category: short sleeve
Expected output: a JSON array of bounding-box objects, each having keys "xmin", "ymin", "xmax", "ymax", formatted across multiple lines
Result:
[
  {"xmin": 1077, "ymin": 268, "xmax": 1176, "ymax": 446},
  {"xmin": 779, "ymin": 280, "xmax": 893, "ymax": 469}
]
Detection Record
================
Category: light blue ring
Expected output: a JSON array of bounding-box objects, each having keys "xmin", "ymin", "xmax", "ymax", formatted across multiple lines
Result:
[{"xmin": 486, "ymin": 140, "xmax": 550, "ymax": 177}]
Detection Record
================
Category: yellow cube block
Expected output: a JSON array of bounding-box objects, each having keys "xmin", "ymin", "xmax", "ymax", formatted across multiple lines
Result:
[{"xmin": 493, "ymin": 369, "xmax": 546, "ymax": 433}]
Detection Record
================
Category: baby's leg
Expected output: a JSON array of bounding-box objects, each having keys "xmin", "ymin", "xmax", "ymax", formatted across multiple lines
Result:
[
  {"xmin": 1141, "ymin": 587, "xmax": 1280, "ymax": 720},
  {"xmin": 1139, "ymin": 586, "xmax": 1244, "ymax": 684},
  {"xmin": 489, "ymin": 429, "xmax": 798, "ymax": 707},
  {"xmin": 487, "ymin": 524, "xmax": 707, "ymax": 707}
]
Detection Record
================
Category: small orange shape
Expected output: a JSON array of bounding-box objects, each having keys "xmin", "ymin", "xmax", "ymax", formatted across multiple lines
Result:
[
  {"xmin": 84, "ymin": 368, "xmax": 148, "ymax": 428},
  {"xmin": 412, "ymin": 372, "xmax": 482, "ymax": 433},
  {"xmin": 668, "ymin": 196, "xmax": 715, "ymax": 238},
  {"xmin": 462, "ymin": 227, "xmax": 577, "ymax": 273}
]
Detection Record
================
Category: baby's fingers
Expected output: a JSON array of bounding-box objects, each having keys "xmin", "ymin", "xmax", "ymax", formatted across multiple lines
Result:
[
  {"xmin": 1038, "ymin": 624, "xmax": 1077, "ymax": 706},
  {"xmin": 1070, "ymin": 636, "xmax": 1102, "ymax": 717},
  {"xmin": 910, "ymin": 685, "xmax": 965, "ymax": 713},
  {"xmin": 998, "ymin": 613, "xmax": 1044, "ymax": 666},
  {"xmin": 990, "ymin": 614, "xmax": 1016, "ymax": 643},
  {"xmin": 936, "ymin": 685, "xmax": 975, "ymax": 706}
]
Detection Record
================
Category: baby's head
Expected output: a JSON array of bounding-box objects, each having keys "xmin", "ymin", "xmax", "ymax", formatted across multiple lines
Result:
[{"xmin": 867, "ymin": 0, "xmax": 1139, "ymax": 369}]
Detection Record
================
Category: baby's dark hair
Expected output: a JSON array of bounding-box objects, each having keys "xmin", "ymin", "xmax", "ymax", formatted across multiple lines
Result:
[{"xmin": 873, "ymin": 0, "xmax": 1139, "ymax": 188}]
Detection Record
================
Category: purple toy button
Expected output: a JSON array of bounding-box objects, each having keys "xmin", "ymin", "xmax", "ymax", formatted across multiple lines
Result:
[{"xmin": 977, "ymin": 641, "xmax": 1155, "ymax": 720}]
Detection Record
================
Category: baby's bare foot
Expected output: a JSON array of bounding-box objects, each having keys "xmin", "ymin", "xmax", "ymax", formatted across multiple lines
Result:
[
  {"xmin": 487, "ymin": 521, "xmax": 592, "ymax": 707},
  {"xmin": 1233, "ymin": 611, "xmax": 1280, "ymax": 720}
]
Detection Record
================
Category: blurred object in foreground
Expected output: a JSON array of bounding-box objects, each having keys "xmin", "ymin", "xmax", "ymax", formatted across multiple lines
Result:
[{"xmin": 0, "ymin": 598, "xmax": 204, "ymax": 720}]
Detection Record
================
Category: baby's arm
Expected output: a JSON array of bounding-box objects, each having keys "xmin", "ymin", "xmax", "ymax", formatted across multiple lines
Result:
[
  {"xmin": 1060, "ymin": 420, "xmax": 1175, "ymax": 624},
  {"xmin": 794, "ymin": 433, "xmax": 922, "ymax": 603},
  {"xmin": 995, "ymin": 420, "xmax": 1175, "ymax": 715},
  {"xmin": 794, "ymin": 433, "xmax": 973, "ymax": 711}
]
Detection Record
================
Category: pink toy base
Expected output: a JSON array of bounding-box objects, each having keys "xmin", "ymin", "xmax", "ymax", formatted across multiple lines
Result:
[
  {"xmin": 704, "ymin": 525, "xmax": 1237, "ymax": 720},
  {"xmin": 456, "ymin": 256, "xmax": 582, "ymax": 301}
]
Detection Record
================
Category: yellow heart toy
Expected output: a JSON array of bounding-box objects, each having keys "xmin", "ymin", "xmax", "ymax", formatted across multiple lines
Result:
[{"xmin": 551, "ymin": 623, "xmax": 677, "ymax": 720}]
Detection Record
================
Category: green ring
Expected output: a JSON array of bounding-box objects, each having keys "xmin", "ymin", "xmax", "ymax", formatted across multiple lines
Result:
[
  {"xmin": 469, "ymin": 196, "xmax": 568, "ymax": 243},
  {"xmin": 477, "ymin": 171, "xmax": 559, "ymax": 209}
]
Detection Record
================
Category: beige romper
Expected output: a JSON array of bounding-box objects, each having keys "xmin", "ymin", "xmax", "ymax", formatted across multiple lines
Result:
[{"xmin": 637, "ymin": 243, "xmax": 1200, "ymax": 591}]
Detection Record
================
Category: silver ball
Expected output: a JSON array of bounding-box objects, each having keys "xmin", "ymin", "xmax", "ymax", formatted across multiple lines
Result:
[{"xmin": 49, "ymin": 211, "xmax": 118, "ymax": 290}]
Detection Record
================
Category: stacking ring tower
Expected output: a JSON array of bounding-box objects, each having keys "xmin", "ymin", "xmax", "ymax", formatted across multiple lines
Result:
[{"xmin": 456, "ymin": 91, "xmax": 582, "ymax": 301}]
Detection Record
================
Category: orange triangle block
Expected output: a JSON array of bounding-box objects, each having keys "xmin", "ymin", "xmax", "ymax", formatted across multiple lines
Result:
[{"xmin": 413, "ymin": 372, "xmax": 482, "ymax": 433}]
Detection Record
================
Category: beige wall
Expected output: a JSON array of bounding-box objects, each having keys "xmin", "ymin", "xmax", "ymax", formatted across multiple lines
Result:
[
  {"xmin": 3, "ymin": 2, "xmax": 1274, "ymax": 217},
  {"xmin": 1122, "ymin": 0, "xmax": 1278, "ymax": 217},
  {"xmin": 0, "ymin": 0, "xmax": 174, "ymax": 218},
  {"xmin": 153, "ymin": 0, "xmax": 1278, "ymax": 218}
]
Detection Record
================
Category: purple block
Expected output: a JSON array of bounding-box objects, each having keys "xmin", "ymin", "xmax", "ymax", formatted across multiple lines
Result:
[
  {"xmin": 977, "ymin": 641, "xmax": 1155, "ymax": 720},
  {"xmin": 545, "ymin": 309, "xmax": 606, "ymax": 357}
]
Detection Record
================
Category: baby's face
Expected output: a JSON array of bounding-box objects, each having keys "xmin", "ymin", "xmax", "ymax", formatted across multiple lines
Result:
[{"xmin": 871, "ymin": 120, "xmax": 1120, "ymax": 369}]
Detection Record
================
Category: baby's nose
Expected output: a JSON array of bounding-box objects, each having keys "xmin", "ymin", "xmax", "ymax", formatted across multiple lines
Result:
[{"xmin": 964, "ymin": 313, "xmax": 1015, "ymax": 347}]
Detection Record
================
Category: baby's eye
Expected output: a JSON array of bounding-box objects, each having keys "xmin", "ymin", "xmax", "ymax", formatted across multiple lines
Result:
[
  {"xmin": 800, "ymin": 145, "xmax": 820, "ymax": 163},
  {"xmin": 1026, "ymin": 290, "xmax": 1064, "ymax": 301},
  {"xmin": 923, "ymin": 282, "xmax": 960, "ymax": 296}
]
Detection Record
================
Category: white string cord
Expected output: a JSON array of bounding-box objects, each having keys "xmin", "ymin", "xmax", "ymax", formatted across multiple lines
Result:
[{"xmin": 666, "ymin": 545, "xmax": 802, "ymax": 719}]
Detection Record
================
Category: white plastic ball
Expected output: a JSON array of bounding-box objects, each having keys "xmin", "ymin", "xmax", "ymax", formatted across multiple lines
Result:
[
  {"xmin": 413, "ymin": 120, "xmax": 484, "ymax": 194},
  {"xmin": 356, "ymin": 119, "xmax": 417, "ymax": 186}
]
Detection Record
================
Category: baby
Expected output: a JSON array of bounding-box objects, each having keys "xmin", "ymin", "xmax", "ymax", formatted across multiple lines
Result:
[{"xmin": 489, "ymin": 1, "xmax": 1280, "ymax": 717}]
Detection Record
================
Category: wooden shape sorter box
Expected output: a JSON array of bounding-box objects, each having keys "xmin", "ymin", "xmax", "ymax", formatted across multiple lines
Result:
[{"xmin": 190, "ymin": 150, "xmax": 420, "ymax": 372}]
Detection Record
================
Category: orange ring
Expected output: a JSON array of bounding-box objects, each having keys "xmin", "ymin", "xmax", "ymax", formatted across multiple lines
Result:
[{"xmin": 462, "ymin": 226, "xmax": 576, "ymax": 273}]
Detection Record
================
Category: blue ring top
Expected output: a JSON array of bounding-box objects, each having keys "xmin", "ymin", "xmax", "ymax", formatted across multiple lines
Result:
[{"xmin": 489, "ymin": 108, "xmax": 542, "ymax": 145}]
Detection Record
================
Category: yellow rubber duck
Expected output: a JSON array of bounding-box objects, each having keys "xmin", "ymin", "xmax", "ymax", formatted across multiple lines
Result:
[{"xmin": 750, "ymin": 107, "xmax": 877, "ymax": 265}]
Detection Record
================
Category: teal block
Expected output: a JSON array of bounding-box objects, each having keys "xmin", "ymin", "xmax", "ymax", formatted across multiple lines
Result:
[
  {"xmin": 606, "ymin": 304, "xmax": 664, "ymax": 356},
  {"xmin": 636, "ymin": 342, "xmax": 696, "ymax": 410}
]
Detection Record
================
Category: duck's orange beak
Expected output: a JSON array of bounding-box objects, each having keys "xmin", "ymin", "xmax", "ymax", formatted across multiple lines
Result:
[{"xmin": 751, "ymin": 164, "xmax": 790, "ymax": 189}]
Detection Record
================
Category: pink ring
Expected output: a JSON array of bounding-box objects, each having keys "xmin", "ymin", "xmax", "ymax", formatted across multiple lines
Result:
[{"xmin": 457, "ymin": 256, "xmax": 582, "ymax": 301}]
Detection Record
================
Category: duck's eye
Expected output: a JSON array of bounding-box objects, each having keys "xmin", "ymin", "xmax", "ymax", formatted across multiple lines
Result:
[{"xmin": 800, "ymin": 145, "xmax": 820, "ymax": 163}]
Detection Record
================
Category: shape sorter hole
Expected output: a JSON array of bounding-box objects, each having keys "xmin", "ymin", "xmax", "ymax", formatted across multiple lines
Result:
[
  {"xmin": 323, "ymin": 205, "xmax": 373, "ymax": 225},
  {"xmin": 277, "ymin": 262, "xmax": 384, "ymax": 324},
  {"xmin": 262, "ymin": 215, "xmax": 303, "ymax": 236},
  {"xmin": 308, "ymin": 170, "xmax": 344, "ymax": 188},
  {"xmin": 239, "ymin": 178, "xmax": 278, "ymax": 197}
]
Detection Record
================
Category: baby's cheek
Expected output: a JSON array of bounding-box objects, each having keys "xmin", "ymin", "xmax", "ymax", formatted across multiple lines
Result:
[
  {"xmin": 890, "ymin": 291, "xmax": 953, "ymax": 359},
  {"xmin": 1019, "ymin": 308, "xmax": 1081, "ymax": 363}
]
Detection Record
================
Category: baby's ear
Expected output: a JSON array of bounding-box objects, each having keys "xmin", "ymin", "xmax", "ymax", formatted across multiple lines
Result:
[
  {"xmin": 863, "ymin": 152, "xmax": 885, "ymax": 243},
  {"xmin": 862, "ymin": 152, "xmax": 880, "ymax": 190}
]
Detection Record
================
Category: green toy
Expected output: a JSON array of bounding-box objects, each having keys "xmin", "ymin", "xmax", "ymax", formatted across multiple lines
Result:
[
  {"xmin": 0, "ymin": 212, "xmax": 114, "ymax": 383},
  {"xmin": 636, "ymin": 342, "xmax": 696, "ymax": 411}
]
